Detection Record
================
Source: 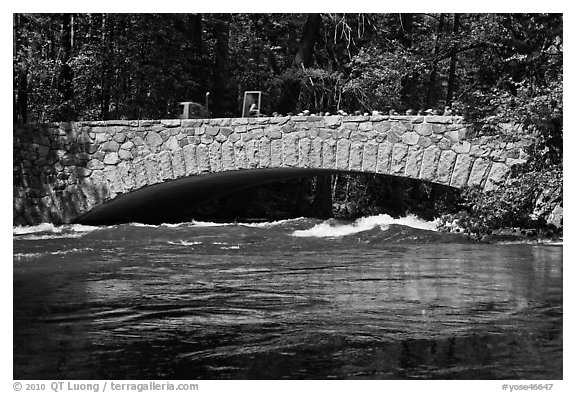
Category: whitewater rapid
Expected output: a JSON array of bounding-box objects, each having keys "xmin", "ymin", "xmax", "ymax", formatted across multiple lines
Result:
[{"xmin": 291, "ymin": 214, "xmax": 439, "ymax": 238}]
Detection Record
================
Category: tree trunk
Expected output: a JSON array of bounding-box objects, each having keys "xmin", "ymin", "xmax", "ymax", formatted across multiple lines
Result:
[
  {"xmin": 56, "ymin": 13, "xmax": 74, "ymax": 121},
  {"xmin": 278, "ymin": 14, "xmax": 322, "ymax": 114},
  {"xmin": 399, "ymin": 14, "xmax": 418, "ymax": 109},
  {"xmin": 425, "ymin": 13, "xmax": 445, "ymax": 109},
  {"xmin": 100, "ymin": 15, "xmax": 113, "ymax": 120},
  {"xmin": 212, "ymin": 14, "xmax": 233, "ymax": 117},
  {"xmin": 188, "ymin": 14, "xmax": 202, "ymax": 53},
  {"xmin": 293, "ymin": 14, "xmax": 322, "ymax": 68},
  {"xmin": 446, "ymin": 13, "xmax": 460, "ymax": 104},
  {"xmin": 13, "ymin": 13, "xmax": 28, "ymax": 124}
]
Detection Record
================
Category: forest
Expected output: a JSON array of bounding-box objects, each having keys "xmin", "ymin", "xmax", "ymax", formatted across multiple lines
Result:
[{"xmin": 13, "ymin": 13, "xmax": 563, "ymax": 238}]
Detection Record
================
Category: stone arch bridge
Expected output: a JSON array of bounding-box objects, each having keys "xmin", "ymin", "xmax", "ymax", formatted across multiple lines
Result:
[{"xmin": 13, "ymin": 115, "xmax": 531, "ymax": 226}]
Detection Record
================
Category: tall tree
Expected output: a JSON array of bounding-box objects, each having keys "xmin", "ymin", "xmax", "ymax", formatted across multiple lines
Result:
[
  {"xmin": 13, "ymin": 13, "xmax": 28, "ymax": 124},
  {"xmin": 425, "ymin": 13, "xmax": 445, "ymax": 108},
  {"xmin": 55, "ymin": 13, "xmax": 74, "ymax": 120},
  {"xmin": 100, "ymin": 14, "xmax": 113, "ymax": 120},
  {"xmin": 278, "ymin": 14, "xmax": 323, "ymax": 114},
  {"xmin": 212, "ymin": 14, "xmax": 233, "ymax": 117},
  {"xmin": 445, "ymin": 13, "xmax": 460, "ymax": 104}
]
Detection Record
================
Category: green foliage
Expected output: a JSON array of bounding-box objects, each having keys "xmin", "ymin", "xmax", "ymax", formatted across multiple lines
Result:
[
  {"xmin": 439, "ymin": 166, "xmax": 563, "ymax": 239},
  {"xmin": 343, "ymin": 46, "xmax": 426, "ymax": 112}
]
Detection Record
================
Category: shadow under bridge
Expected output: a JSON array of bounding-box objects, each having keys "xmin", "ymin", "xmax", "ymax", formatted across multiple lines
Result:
[{"xmin": 77, "ymin": 168, "xmax": 339, "ymax": 225}]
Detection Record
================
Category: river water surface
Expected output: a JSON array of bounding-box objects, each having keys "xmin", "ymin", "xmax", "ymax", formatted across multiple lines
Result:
[{"xmin": 13, "ymin": 215, "xmax": 562, "ymax": 379}]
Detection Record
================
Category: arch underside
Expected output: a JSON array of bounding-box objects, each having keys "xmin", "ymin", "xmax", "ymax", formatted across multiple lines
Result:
[{"xmin": 76, "ymin": 168, "xmax": 457, "ymax": 225}]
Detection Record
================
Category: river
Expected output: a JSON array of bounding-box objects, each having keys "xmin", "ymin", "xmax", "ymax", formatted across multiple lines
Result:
[{"xmin": 13, "ymin": 215, "xmax": 562, "ymax": 380}]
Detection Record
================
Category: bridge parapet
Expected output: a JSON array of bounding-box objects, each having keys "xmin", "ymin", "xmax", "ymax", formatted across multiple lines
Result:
[{"xmin": 14, "ymin": 116, "xmax": 532, "ymax": 225}]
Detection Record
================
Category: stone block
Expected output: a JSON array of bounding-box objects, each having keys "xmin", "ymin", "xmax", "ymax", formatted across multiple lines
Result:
[
  {"xmin": 432, "ymin": 124, "xmax": 446, "ymax": 134},
  {"xmin": 376, "ymin": 142, "xmax": 393, "ymax": 174},
  {"xmin": 438, "ymin": 138, "xmax": 453, "ymax": 150},
  {"xmin": 104, "ymin": 165, "xmax": 124, "ymax": 194},
  {"xmin": 505, "ymin": 157, "xmax": 526, "ymax": 167},
  {"xmin": 362, "ymin": 142, "xmax": 378, "ymax": 172},
  {"xmin": 350, "ymin": 132, "xmax": 368, "ymax": 143},
  {"xmin": 265, "ymin": 126, "xmax": 283, "ymax": 140},
  {"xmin": 414, "ymin": 123, "xmax": 433, "ymax": 136},
  {"xmin": 405, "ymin": 146, "xmax": 424, "ymax": 179},
  {"xmin": 310, "ymin": 138, "xmax": 323, "ymax": 169},
  {"xmin": 221, "ymin": 141, "xmax": 236, "ymax": 171},
  {"xmin": 418, "ymin": 136, "xmax": 433, "ymax": 148},
  {"xmin": 259, "ymin": 138, "xmax": 271, "ymax": 168},
  {"xmin": 301, "ymin": 126, "xmax": 317, "ymax": 140},
  {"xmin": 342, "ymin": 115, "xmax": 368, "ymax": 122},
  {"xmin": 299, "ymin": 138, "xmax": 312, "ymax": 168},
  {"xmin": 358, "ymin": 122, "xmax": 373, "ymax": 132},
  {"xmin": 196, "ymin": 144, "xmax": 210, "ymax": 173},
  {"xmin": 445, "ymin": 130, "xmax": 460, "ymax": 142},
  {"xmin": 158, "ymin": 150, "xmax": 174, "ymax": 180},
  {"xmin": 163, "ymin": 136, "xmax": 180, "ymax": 151},
  {"xmin": 485, "ymin": 162, "xmax": 510, "ymax": 191},
  {"xmin": 318, "ymin": 128, "xmax": 334, "ymax": 140},
  {"xmin": 103, "ymin": 152, "xmax": 120, "ymax": 165},
  {"xmin": 420, "ymin": 145, "xmax": 441, "ymax": 181},
  {"xmin": 283, "ymin": 135, "xmax": 299, "ymax": 167},
  {"xmin": 374, "ymin": 121, "xmax": 391, "ymax": 133},
  {"xmin": 94, "ymin": 132, "xmax": 110, "ymax": 143},
  {"xmin": 87, "ymin": 159, "xmax": 105, "ymax": 170},
  {"xmin": 209, "ymin": 143, "xmax": 223, "ymax": 172},
  {"xmin": 386, "ymin": 131, "xmax": 402, "ymax": 144},
  {"xmin": 391, "ymin": 144, "xmax": 409, "ymax": 175},
  {"xmin": 271, "ymin": 139, "xmax": 283, "ymax": 167},
  {"xmin": 228, "ymin": 133, "xmax": 241, "ymax": 143},
  {"xmin": 172, "ymin": 149, "xmax": 186, "ymax": 178},
  {"xmin": 118, "ymin": 149, "xmax": 132, "ymax": 160},
  {"xmin": 470, "ymin": 145, "xmax": 491, "ymax": 158},
  {"xmin": 205, "ymin": 126, "xmax": 220, "ymax": 136},
  {"xmin": 402, "ymin": 132, "xmax": 420, "ymax": 145},
  {"xmin": 117, "ymin": 161, "xmax": 134, "ymax": 191},
  {"xmin": 246, "ymin": 140, "xmax": 259, "ymax": 169},
  {"xmin": 182, "ymin": 144, "xmax": 198, "ymax": 176},
  {"xmin": 234, "ymin": 141, "xmax": 248, "ymax": 169},
  {"xmin": 324, "ymin": 116, "xmax": 341, "ymax": 128},
  {"xmin": 349, "ymin": 142, "xmax": 364, "ymax": 171},
  {"xmin": 450, "ymin": 154, "xmax": 474, "ymax": 188},
  {"xmin": 467, "ymin": 158, "xmax": 491, "ymax": 187},
  {"xmin": 424, "ymin": 116, "xmax": 451, "ymax": 124},
  {"xmin": 336, "ymin": 139, "xmax": 351, "ymax": 170},
  {"xmin": 145, "ymin": 132, "xmax": 163, "ymax": 151},
  {"xmin": 322, "ymin": 140, "xmax": 337, "ymax": 169},
  {"xmin": 435, "ymin": 150, "xmax": 457, "ymax": 185},
  {"xmin": 391, "ymin": 122, "xmax": 409, "ymax": 135},
  {"xmin": 337, "ymin": 128, "xmax": 352, "ymax": 139},
  {"xmin": 132, "ymin": 157, "xmax": 148, "ymax": 188},
  {"xmin": 451, "ymin": 141, "xmax": 471, "ymax": 154},
  {"xmin": 201, "ymin": 134, "xmax": 214, "ymax": 144}
]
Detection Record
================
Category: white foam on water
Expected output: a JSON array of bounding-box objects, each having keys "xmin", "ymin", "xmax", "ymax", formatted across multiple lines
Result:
[
  {"xmin": 13, "ymin": 223, "xmax": 61, "ymax": 235},
  {"xmin": 239, "ymin": 217, "xmax": 307, "ymax": 228},
  {"xmin": 68, "ymin": 224, "xmax": 101, "ymax": 232},
  {"xmin": 130, "ymin": 222, "xmax": 158, "ymax": 228},
  {"xmin": 189, "ymin": 220, "xmax": 232, "ymax": 227},
  {"xmin": 14, "ymin": 223, "xmax": 102, "ymax": 239},
  {"xmin": 14, "ymin": 247, "xmax": 94, "ymax": 260},
  {"xmin": 220, "ymin": 245, "xmax": 241, "ymax": 250},
  {"xmin": 167, "ymin": 240, "xmax": 203, "ymax": 246},
  {"xmin": 291, "ymin": 214, "xmax": 438, "ymax": 238}
]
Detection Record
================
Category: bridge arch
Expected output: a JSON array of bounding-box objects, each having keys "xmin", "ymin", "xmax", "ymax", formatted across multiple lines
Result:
[{"xmin": 13, "ymin": 116, "xmax": 531, "ymax": 225}]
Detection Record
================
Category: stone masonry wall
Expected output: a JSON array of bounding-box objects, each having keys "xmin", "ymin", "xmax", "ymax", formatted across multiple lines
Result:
[{"xmin": 13, "ymin": 115, "xmax": 531, "ymax": 226}]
